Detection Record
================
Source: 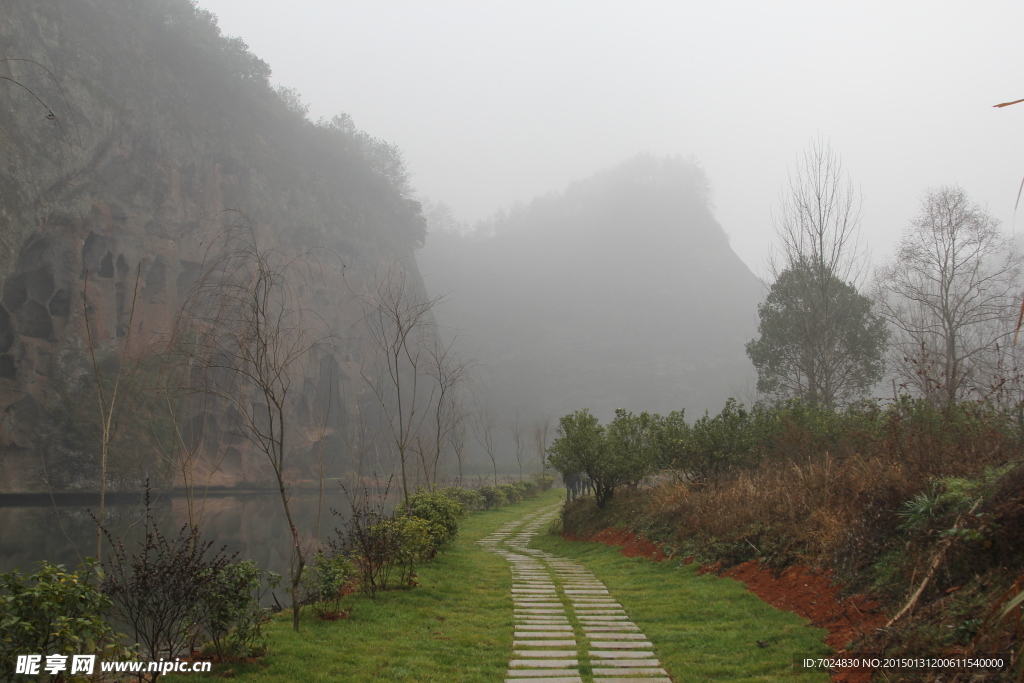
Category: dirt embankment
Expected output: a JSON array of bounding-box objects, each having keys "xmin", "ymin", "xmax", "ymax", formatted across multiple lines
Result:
[{"xmin": 568, "ymin": 527, "xmax": 887, "ymax": 683}]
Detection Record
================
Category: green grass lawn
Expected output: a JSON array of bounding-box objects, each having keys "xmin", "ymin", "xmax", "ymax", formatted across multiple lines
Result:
[
  {"xmin": 528, "ymin": 528, "xmax": 832, "ymax": 682},
  {"xmin": 168, "ymin": 489, "xmax": 831, "ymax": 682},
  {"xmin": 172, "ymin": 488, "xmax": 564, "ymax": 682}
]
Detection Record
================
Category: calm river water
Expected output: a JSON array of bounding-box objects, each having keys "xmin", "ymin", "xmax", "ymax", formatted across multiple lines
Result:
[{"xmin": 0, "ymin": 488, "xmax": 395, "ymax": 578}]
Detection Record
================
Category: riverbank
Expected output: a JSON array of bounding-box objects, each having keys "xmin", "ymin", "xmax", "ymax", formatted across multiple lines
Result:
[
  {"xmin": 169, "ymin": 489, "xmax": 565, "ymax": 682},
  {"xmin": 172, "ymin": 488, "xmax": 845, "ymax": 682}
]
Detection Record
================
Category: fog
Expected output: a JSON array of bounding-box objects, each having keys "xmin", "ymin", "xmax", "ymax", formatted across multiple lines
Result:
[
  {"xmin": 418, "ymin": 155, "xmax": 762, "ymax": 424},
  {"xmin": 200, "ymin": 1, "xmax": 1024, "ymax": 277}
]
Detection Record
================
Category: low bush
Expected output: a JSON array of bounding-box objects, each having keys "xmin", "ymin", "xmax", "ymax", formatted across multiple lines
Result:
[
  {"xmin": 498, "ymin": 483, "xmax": 522, "ymax": 504},
  {"xmin": 396, "ymin": 490, "xmax": 467, "ymax": 546},
  {"xmin": 439, "ymin": 486, "xmax": 487, "ymax": 511},
  {"xmin": 200, "ymin": 560, "xmax": 276, "ymax": 659},
  {"xmin": 477, "ymin": 486, "xmax": 507, "ymax": 510},
  {"xmin": 514, "ymin": 480, "xmax": 536, "ymax": 498},
  {"xmin": 301, "ymin": 552, "xmax": 352, "ymax": 619},
  {"xmin": 100, "ymin": 504, "xmax": 236, "ymax": 665},
  {"xmin": 0, "ymin": 560, "xmax": 129, "ymax": 680},
  {"xmin": 533, "ymin": 473, "xmax": 555, "ymax": 491},
  {"xmin": 333, "ymin": 483, "xmax": 449, "ymax": 597},
  {"xmin": 394, "ymin": 516, "xmax": 443, "ymax": 586},
  {"xmin": 334, "ymin": 495, "xmax": 405, "ymax": 598}
]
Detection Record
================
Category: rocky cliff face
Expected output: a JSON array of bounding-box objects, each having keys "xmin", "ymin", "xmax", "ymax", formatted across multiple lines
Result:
[{"xmin": 0, "ymin": 0, "xmax": 426, "ymax": 492}]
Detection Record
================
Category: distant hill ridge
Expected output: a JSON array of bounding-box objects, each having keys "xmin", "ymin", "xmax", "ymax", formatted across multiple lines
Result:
[{"xmin": 418, "ymin": 154, "xmax": 763, "ymax": 423}]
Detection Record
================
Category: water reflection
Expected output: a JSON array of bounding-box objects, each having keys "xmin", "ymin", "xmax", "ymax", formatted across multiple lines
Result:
[{"xmin": 0, "ymin": 488, "xmax": 395, "ymax": 579}]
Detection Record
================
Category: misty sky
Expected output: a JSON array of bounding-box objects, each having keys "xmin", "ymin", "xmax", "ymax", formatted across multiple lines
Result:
[{"xmin": 198, "ymin": 1, "xmax": 1024, "ymax": 278}]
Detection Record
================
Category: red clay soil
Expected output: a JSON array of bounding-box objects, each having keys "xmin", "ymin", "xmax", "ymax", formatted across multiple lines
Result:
[{"xmin": 570, "ymin": 527, "xmax": 887, "ymax": 683}]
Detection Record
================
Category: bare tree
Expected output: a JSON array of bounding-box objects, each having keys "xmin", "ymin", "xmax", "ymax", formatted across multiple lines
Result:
[
  {"xmin": 83, "ymin": 266, "xmax": 142, "ymax": 562},
  {"xmin": 754, "ymin": 137, "xmax": 879, "ymax": 408},
  {"xmin": 508, "ymin": 409, "xmax": 526, "ymax": 481},
  {"xmin": 417, "ymin": 337, "xmax": 469, "ymax": 488},
  {"xmin": 152, "ymin": 370, "xmax": 224, "ymax": 530},
  {"xmin": 357, "ymin": 264, "xmax": 443, "ymax": 503},
  {"xmin": 473, "ymin": 407, "xmax": 500, "ymax": 486},
  {"xmin": 174, "ymin": 223, "xmax": 329, "ymax": 631},
  {"xmin": 341, "ymin": 391, "xmax": 385, "ymax": 490},
  {"xmin": 531, "ymin": 416, "xmax": 552, "ymax": 472},
  {"xmin": 449, "ymin": 407, "xmax": 469, "ymax": 484},
  {"xmin": 304, "ymin": 351, "xmax": 340, "ymax": 544},
  {"xmin": 875, "ymin": 186, "xmax": 1023, "ymax": 406}
]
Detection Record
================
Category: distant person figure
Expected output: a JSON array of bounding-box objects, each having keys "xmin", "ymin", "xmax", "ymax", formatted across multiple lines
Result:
[{"xmin": 564, "ymin": 471, "xmax": 587, "ymax": 501}]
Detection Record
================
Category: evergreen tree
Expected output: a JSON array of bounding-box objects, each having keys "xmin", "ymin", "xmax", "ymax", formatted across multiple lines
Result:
[{"xmin": 746, "ymin": 263, "xmax": 888, "ymax": 407}]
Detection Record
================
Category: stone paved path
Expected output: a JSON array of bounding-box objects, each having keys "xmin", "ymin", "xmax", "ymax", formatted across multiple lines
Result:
[{"xmin": 478, "ymin": 504, "xmax": 671, "ymax": 683}]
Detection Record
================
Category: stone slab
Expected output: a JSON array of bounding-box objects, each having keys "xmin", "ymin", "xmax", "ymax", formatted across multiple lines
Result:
[
  {"xmin": 505, "ymin": 678, "xmax": 582, "ymax": 683},
  {"xmin": 591, "ymin": 668, "xmax": 667, "ymax": 676},
  {"xmin": 514, "ymin": 632, "xmax": 576, "ymax": 638},
  {"xmin": 516, "ymin": 625, "xmax": 573, "ymax": 631},
  {"xmin": 582, "ymin": 632, "xmax": 647, "ymax": 640},
  {"xmin": 588, "ymin": 641, "xmax": 653, "ymax": 649},
  {"xmin": 508, "ymin": 659, "xmax": 579, "ymax": 668},
  {"xmin": 572, "ymin": 604, "xmax": 621, "ymax": 609},
  {"xmin": 590, "ymin": 659, "xmax": 661, "ymax": 667},
  {"xmin": 514, "ymin": 609, "xmax": 567, "ymax": 614},
  {"xmin": 513, "ymin": 640, "xmax": 577, "ymax": 647},
  {"xmin": 583, "ymin": 625, "xmax": 640, "ymax": 632},
  {"xmin": 589, "ymin": 651, "xmax": 657, "ymax": 659},
  {"xmin": 574, "ymin": 610, "xmax": 627, "ymax": 615},
  {"xmin": 513, "ymin": 650, "xmax": 577, "ymax": 657}
]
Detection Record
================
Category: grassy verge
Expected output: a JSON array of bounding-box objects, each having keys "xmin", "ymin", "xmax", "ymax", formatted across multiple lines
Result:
[
  {"xmin": 528, "ymin": 529, "xmax": 832, "ymax": 682},
  {"xmin": 170, "ymin": 488, "xmax": 564, "ymax": 682}
]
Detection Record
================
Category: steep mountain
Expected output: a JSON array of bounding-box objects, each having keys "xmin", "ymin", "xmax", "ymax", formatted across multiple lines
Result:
[
  {"xmin": 418, "ymin": 156, "xmax": 763, "ymax": 424},
  {"xmin": 0, "ymin": 0, "xmax": 426, "ymax": 492}
]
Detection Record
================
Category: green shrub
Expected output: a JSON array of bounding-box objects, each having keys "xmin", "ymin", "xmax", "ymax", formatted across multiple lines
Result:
[
  {"xmin": 334, "ymin": 491, "xmax": 446, "ymax": 597},
  {"xmin": 336, "ymin": 504, "xmax": 404, "ymax": 598},
  {"xmin": 498, "ymin": 483, "xmax": 522, "ymax": 503},
  {"xmin": 395, "ymin": 490, "xmax": 466, "ymax": 546},
  {"xmin": 0, "ymin": 560, "xmax": 129, "ymax": 680},
  {"xmin": 478, "ymin": 486, "xmax": 507, "ymax": 510},
  {"xmin": 395, "ymin": 517, "xmax": 442, "ymax": 586},
  {"xmin": 201, "ymin": 560, "xmax": 275, "ymax": 659},
  {"xmin": 439, "ymin": 486, "xmax": 487, "ymax": 511},
  {"xmin": 301, "ymin": 552, "xmax": 352, "ymax": 619},
  {"xmin": 517, "ymin": 480, "xmax": 538, "ymax": 497},
  {"xmin": 533, "ymin": 473, "xmax": 555, "ymax": 491}
]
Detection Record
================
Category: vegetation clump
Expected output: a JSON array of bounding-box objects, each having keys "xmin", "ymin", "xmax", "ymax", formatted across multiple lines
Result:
[
  {"xmin": 555, "ymin": 396, "xmax": 1024, "ymax": 668},
  {"xmin": 0, "ymin": 560, "xmax": 130, "ymax": 680},
  {"xmin": 98, "ymin": 495, "xmax": 274, "ymax": 665},
  {"xmin": 301, "ymin": 552, "xmax": 353, "ymax": 620},
  {"xmin": 395, "ymin": 490, "xmax": 467, "ymax": 548}
]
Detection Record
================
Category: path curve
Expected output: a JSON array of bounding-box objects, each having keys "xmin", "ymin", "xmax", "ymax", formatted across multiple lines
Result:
[{"xmin": 478, "ymin": 504, "xmax": 671, "ymax": 683}]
